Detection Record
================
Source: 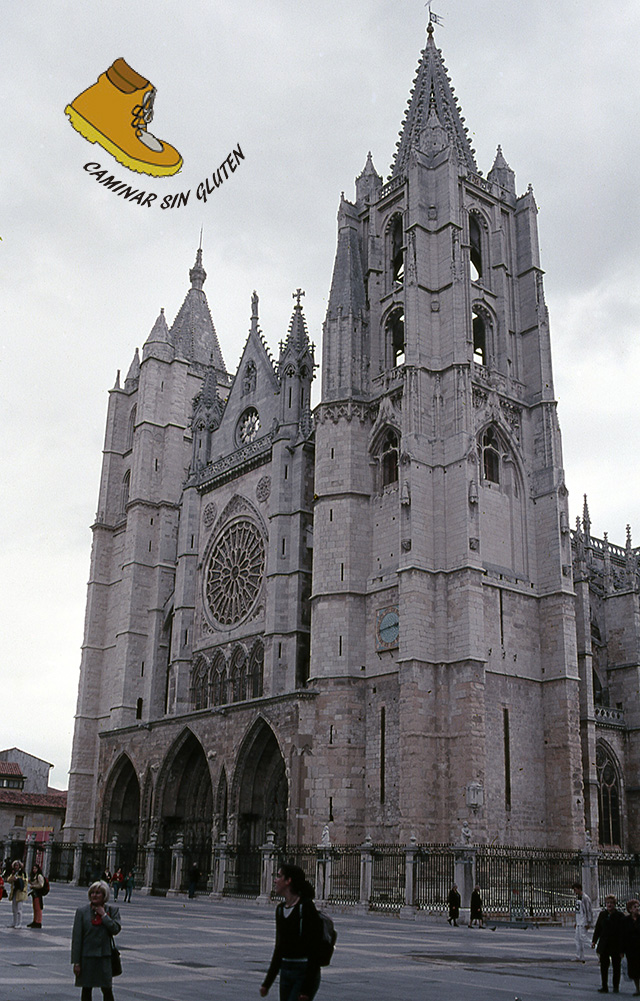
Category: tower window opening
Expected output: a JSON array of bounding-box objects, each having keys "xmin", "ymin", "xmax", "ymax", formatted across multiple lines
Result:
[
  {"xmin": 470, "ymin": 215, "xmax": 483, "ymax": 282},
  {"xmin": 391, "ymin": 215, "xmax": 405, "ymax": 287},
  {"xmin": 482, "ymin": 427, "xmax": 501, "ymax": 484},
  {"xmin": 136, "ymin": 698, "xmax": 143, "ymax": 720},
  {"xmin": 473, "ymin": 310, "xmax": 486, "ymax": 365},
  {"xmin": 381, "ymin": 430, "xmax": 399, "ymax": 487},
  {"xmin": 387, "ymin": 310, "xmax": 405, "ymax": 367}
]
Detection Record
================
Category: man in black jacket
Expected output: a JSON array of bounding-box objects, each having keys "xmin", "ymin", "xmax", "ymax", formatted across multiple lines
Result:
[{"xmin": 592, "ymin": 894, "xmax": 626, "ymax": 993}]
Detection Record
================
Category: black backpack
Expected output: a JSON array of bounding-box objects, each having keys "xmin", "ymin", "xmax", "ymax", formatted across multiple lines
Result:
[
  {"xmin": 316, "ymin": 909, "xmax": 337, "ymax": 966},
  {"xmin": 41, "ymin": 876, "xmax": 50, "ymax": 896}
]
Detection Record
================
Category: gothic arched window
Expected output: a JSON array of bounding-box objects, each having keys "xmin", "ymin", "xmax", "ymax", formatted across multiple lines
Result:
[
  {"xmin": 473, "ymin": 309, "xmax": 487, "ymax": 365},
  {"xmin": 380, "ymin": 430, "xmax": 399, "ymax": 487},
  {"xmin": 470, "ymin": 215, "xmax": 483, "ymax": 282},
  {"xmin": 127, "ymin": 405, "xmax": 137, "ymax": 451},
  {"xmin": 248, "ymin": 641, "xmax": 264, "ymax": 698},
  {"xmin": 481, "ymin": 427, "xmax": 501, "ymax": 484},
  {"xmin": 390, "ymin": 215, "xmax": 404, "ymax": 288},
  {"xmin": 121, "ymin": 470, "xmax": 131, "ymax": 515},
  {"xmin": 386, "ymin": 310, "xmax": 405, "ymax": 367},
  {"xmin": 191, "ymin": 658, "xmax": 209, "ymax": 710},
  {"xmin": 596, "ymin": 743, "xmax": 622, "ymax": 847}
]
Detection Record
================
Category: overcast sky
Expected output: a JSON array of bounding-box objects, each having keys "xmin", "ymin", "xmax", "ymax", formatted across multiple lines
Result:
[{"xmin": 2, "ymin": 0, "xmax": 639, "ymax": 788}]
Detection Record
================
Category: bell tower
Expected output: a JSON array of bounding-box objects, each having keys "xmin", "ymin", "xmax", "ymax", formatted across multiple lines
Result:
[{"xmin": 310, "ymin": 22, "xmax": 584, "ymax": 846}]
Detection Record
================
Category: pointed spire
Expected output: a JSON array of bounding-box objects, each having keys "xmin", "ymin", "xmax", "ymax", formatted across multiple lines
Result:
[
  {"xmin": 282, "ymin": 289, "xmax": 311, "ymax": 357},
  {"xmin": 583, "ymin": 494, "xmax": 591, "ymax": 539},
  {"xmin": 144, "ymin": 307, "xmax": 170, "ymax": 345},
  {"xmin": 326, "ymin": 199, "xmax": 366, "ymax": 319},
  {"xmin": 124, "ymin": 348, "xmax": 140, "ymax": 390},
  {"xmin": 169, "ymin": 248, "xmax": 226, "ymax": 369},
  {"xmin": 487, "ymin": 145, "xmax": 516, "ymax": 195},
  {"xmin": 189, "ymin": 247, "xmax": 206, "ymax": 291},
  {"xmin": 355, "ymin": 151, "xmax": 382, "ymax": 204},
  {"xmin": 200, "ymin": 364, "xmax": 220, "ymax": 408},
  {"xmin": 391, "ymin": 26, "xmax": 478, "ymax": 177},
  {"xmin": 113, "ymin": 369, "xmax": 121, "ymax": 390}
]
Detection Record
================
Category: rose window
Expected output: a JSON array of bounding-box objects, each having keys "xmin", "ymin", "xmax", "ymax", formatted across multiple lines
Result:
[
  {"xmin": 205, "ymin": 519, "xmax": 265, "ymax": 626},
  {"xmin": 238, "ymin": 408, "xmax": 261, "ymax": 445}
]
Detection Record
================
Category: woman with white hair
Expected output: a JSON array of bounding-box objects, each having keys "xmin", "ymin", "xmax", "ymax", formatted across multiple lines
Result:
[{"xmin": 71, "ymin": 880, "xmax": 121, "ymax": 1000}]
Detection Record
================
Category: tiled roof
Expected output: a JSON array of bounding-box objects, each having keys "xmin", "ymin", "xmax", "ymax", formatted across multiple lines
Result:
[
  {"xmin": 0, "ymin": 789, "xmax": 66, "ymax": 809},
  {"xmin": 0, "ymin": 762, "xmax": 24, "ymax": 777}
]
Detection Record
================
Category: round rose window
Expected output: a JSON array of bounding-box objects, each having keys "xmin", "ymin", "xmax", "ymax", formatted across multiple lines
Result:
[{"xmin": 205, "ymin": 519, "xmax": 265, "ymax": 626}]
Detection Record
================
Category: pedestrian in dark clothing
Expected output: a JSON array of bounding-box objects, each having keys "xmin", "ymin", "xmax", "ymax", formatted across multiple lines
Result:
[
  {"xmin": 188, "ymin": 863, "xmax": 200, "ymax": 899},
  {"xmin": 469, "ymin": 886, "xmax": 484, "ymax": 928},
  {"xmin": 625, "ymin": 898, "xmax": 640, "ymax": 996},
  {"xmin": 260, "ymin": 864, "xmax": 322, "ymax": 1001},
  {"xmin": 592, "ymin": 894, "xmax": 625, "ymax": 993},
  {"xmin": 447, "ymin": 884, "xmax": 461, "ymax": 926},
  {"xmin": 123, "ymin": 872, "xmax": 134, "ymax": 903}
]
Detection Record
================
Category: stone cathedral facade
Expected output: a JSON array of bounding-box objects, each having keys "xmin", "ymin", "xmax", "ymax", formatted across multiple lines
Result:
[{"xmin": 64, "ymin": 25, "xmax": 638, "ymax": 855}]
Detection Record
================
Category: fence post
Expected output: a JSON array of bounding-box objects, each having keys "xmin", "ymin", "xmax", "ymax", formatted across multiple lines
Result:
[
  {"xmin": 25, "ymin": 833, "xmax": 36, "ymax": 876},
  {"xmin": 210, "ymin": 833, "xmax": 229, "ymax": 899},
  {"xmin": 454, "ymin": 845, "xmax": 477, "ymax": 926},
  {"xmin": 72, "ymin": 834, "xmax": 85, "ymax": 886},
  {"xmin": 42, "ymin": 836, "xmax": 53, "ymax": 879},
  {"xmin": 258, "ymin": 831, "xmax": 278, "ymax": 905},
  {"xmin": 167, "ymin": 833, "xmax": 186, "ymax": 896},
  {"xmin": 583, "ymin": 849, "xmax": 600, "ymax": 907},
  {"xmin": 106, "ymin": 833, "xmax": 118, "ymax": 876},
  {"xmin": 400, "ymin": 836, "xmax": 418, "ymax": 919},
  {"xmin": 139, "ymin": 833, "xmax": 158, "ymax": 896},
  {"xmin": 358, "ymin": 835, "xmax": 373, "ymax": 913}
]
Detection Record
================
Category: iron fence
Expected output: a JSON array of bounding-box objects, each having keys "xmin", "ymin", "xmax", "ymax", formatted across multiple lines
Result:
[
  {"xmin": 371, "ymin": 847, "xmax": 405, "ymax": 911},
  {"xmin": 598, "ymin": 852, "xmax": 640, "ymax": 906},
  {"xmin": 476, "ymin": 846, "xmax": 581, "ymax": 919},
  {"xmin": 326, "ymin": 847, "xmax": 360, "ymax": 905},
  {"xmin": 414, "ymin": 846, "xmax": 455, "ymax": 910},
  {"xmin": 49, "ymin": 842, "xmax": 76, "ymax": 882},
  {"xmin": 223, "ymin": 847, "xmax": 261, "ymax": 898}
]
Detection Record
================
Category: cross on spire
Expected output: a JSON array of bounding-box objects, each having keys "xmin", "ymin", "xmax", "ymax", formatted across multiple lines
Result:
[{"xmin": 293, "ymin": 288, "xmax": 305, "ymax": 307}]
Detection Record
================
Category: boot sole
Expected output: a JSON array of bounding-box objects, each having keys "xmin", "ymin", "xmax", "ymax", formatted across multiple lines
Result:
[{"xmin": 64, "ymin": 105, "xmax": 182, "ymax": 177}]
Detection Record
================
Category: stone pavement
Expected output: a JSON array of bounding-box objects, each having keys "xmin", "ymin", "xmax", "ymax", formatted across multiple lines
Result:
[{"xmin": 0, "ymin": 884, "xmax": 616, "ymax": 1000}]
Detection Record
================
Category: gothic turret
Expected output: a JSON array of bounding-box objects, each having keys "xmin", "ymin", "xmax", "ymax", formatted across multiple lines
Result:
[{"xmin": 169, "ymin": 249, "xmax": 226, "ymax": 370}]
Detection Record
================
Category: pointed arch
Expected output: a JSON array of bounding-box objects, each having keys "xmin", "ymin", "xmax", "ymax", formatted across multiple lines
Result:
[
  {"xmin": 191, "ymin": 655, "xmax": 210, "ymax": 710},
  {"xmin": 247, "ymin": 640, "xmax": 264, "ymax": 699},
  {"xmin": 121, "ymin": 470, "xmax": 131, "ymax": 516},
  {"xmin": 102, "ymin": 753, "xmax": 140, "ymax": 844},
  {"xmin": 155, "ymin": 728, "xmax": 213, "ymax": 850},
  {"xmin": 126, "ymin": 405, "xmax": 137, "ymax": 451},
  {"xmin": 596, "ymin": 740, "xmax": 623, "ymax": 848},
  {"xmin": 371, "ymin": 422, "xmax": 401, "ymax": 493},
  {"xmin": 231, "ymin": 717, "xmax": 288, "ymax": 848},
  {"xmin": 386, "ymin": 211, "xmax": 405, "ymax": 290},
  {"xmin": 476, "ymin": 421, "xmax": 528, "ymax": 575},
  {"xmin": 468, "ymin": 208, "xmax": 490, "ymax": 284},
  {"xmin": 472, "ymin": 301, "xmax": 495, "ymax": 367}
]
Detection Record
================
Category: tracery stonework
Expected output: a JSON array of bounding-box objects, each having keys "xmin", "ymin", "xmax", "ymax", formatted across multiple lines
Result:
[{"xmin": 205, "ymin": 519, "xmax": 265, "ymax": 627}]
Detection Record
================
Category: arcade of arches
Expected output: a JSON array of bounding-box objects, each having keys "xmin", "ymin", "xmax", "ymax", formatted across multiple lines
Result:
[{"xmin": 101, "ymin": 720, "xmax": 288, "ymax": 851}]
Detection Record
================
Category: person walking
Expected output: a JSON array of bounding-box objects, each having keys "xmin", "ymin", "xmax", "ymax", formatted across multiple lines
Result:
[
  {"xmin": 187, "ymin": 862, "xmax": 200, "ymax": 899},
  {"xmin": 625, "ymin": 899, "xmax": 640, "ymax": 996},
  {"xmin": 72, "ymin": 879, "xmax": 121, "ymax": 1001},
  {"xmin": 7, "ymin": 860, "xmax": 28, "ymax": 928},
  {"xmin": 572, "ymin": 882, "xmax": 593, "ymax": 962},
  {"xmin": 592, "ymin": 893, "xmax": 625, "ymax": 993},
  {"xmin": 469, "ymin": 886, "xmax": 484, "ymax": 928},
  {"xmin": 111, "ymin": 869, "xmax": 124, "ymax": 901},
  {"xmin": 123, "ymin": 871, "xmax": 134, "ymax": 903},
  {"xmin": 447, "ymin": 884, "xmax": 461, "ymax": 926},
  {"xmin": 28, "ymin": 863, "xmax": 45, "ymax": 928},
  {"xmin": 260, "ymin": 864, "xmax": 322, "ymax": 1001}
]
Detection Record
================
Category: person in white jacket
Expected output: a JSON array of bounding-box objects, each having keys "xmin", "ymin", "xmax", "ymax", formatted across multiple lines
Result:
[{"xmin": 573, "ymin": 882, "xmax": 594, "ymax": 961}]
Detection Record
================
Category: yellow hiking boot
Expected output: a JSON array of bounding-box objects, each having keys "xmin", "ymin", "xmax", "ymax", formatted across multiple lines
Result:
[{"xmin": 65, "ymin": 57, "xmax": 182, "ymax": 176}]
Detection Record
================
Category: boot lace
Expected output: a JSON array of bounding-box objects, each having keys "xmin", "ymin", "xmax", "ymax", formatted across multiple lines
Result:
[{"xmin": 131, "ymin": 88, "xmax": 156, "ymax": 132}]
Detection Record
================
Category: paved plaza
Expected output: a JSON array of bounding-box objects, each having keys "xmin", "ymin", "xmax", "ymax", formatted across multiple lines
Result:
[{"xmin": 0, "ymin": 883, "xmax": 618, "ymax": 1000}]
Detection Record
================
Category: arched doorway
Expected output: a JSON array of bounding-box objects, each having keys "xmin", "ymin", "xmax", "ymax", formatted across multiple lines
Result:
[
  {"xmin": 233, "ymin": 720, "xmax": 288, "ymax": 848},
  {"xmin": 157, "ymin": 730, "xmax": 213, "ymax": 851},
  {"xmin": 104, "ymin": 755, "xmax": 140, "ymax": 844}
]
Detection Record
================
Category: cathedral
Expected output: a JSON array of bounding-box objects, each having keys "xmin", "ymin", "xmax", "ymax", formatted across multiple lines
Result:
[{"xmin": 63, "ymin": 23, "xmax": 637, "ymax": 856}]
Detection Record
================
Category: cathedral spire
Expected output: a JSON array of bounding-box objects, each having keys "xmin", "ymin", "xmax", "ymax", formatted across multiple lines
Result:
[
  {"xmin": 169, "ymin": 248, "xmax": 226, "ymax": 369},
  {"xmin": 391, "ymin": 22, "xmax": 478, "ymax": 177},
  {"xmin": 281, "ymin": 289, "xmax": 311, "ymax": 358},
  {"xmin": 326, "ymin": 196, "xmax": 366, "ymax": 319}
]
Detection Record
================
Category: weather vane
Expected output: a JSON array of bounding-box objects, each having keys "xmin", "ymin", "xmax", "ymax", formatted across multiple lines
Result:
[{"xmin": 426, "ymin": 1, "xmax": 444, "ymax": 27}]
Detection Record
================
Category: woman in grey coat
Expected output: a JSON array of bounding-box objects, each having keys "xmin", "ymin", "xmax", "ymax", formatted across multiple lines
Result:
[{"xmin": 72, "ymin": 880, "xmax": 121, "ymax": 1000}]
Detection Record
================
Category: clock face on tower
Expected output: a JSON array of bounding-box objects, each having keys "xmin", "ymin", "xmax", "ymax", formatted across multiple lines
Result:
[{"xmin": 376, "ymin": 606, "xmax": 399, "ymax": 651}]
